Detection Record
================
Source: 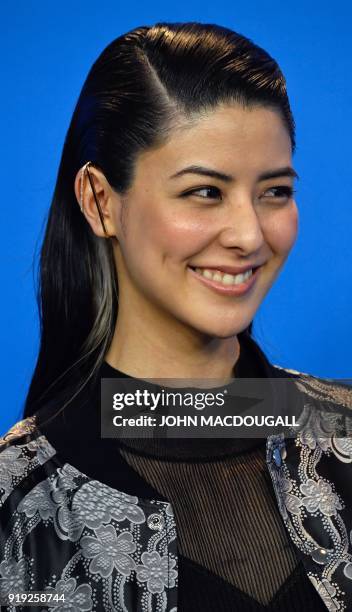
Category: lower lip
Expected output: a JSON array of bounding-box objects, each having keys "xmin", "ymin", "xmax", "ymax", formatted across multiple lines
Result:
[{"xmin": 187, "ymin": 266, "xmax": 261, "ymax": 296}]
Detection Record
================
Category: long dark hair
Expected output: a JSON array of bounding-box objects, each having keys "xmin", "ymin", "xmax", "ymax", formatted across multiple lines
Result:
[{"xmin": 23, "ymin": 21, "xmax": 295, "ymax": 418}]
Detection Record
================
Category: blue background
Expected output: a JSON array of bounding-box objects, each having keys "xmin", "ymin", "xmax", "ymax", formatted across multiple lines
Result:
[{"xmin": 1, "ymin": 1, "xmax": 351, "ymax": 435}]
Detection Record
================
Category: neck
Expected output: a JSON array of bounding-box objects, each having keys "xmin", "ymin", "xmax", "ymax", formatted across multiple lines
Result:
[{"xmin": 104, "ymin": 301, "xmax": 240, "ymax": 384}]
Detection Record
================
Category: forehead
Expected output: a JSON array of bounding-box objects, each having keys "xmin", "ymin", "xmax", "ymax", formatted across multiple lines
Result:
[{"xmin": 134, "ymin": 104, "xmax": 292, "ymax": 183}]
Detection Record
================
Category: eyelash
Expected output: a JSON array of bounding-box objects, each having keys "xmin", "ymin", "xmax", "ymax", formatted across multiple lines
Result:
[{"xmin": 182, "ymin": 185, "xmax": 296, "ymax": 202}]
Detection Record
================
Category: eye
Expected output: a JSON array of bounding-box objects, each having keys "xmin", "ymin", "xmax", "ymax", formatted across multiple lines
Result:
[
  {"xmin": 261, "ymin": 186, "xmax": 296, "ymax": 201},
  {"xmin": 181, "ymin": 185, "xmax": 296, "ymax": 203},
  {"xmin": 181, "ymin": 186, "xmax": 222, "ymax": 201}
]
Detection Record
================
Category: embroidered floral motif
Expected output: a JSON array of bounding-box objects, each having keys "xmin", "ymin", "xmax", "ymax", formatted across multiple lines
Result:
[
  {"xmin": 45, "ymin": 577, "xmax": 93, "ymax": 611},
  {"xmin": 0, "ymin": 558, "xmax": 29, "ymax": 597},
  {"xmin": 18, "ymin": 479, "xmax": 56, "ymax": 520},
  {"xmin": 136, "ymin": 551, "xmax": 177, "ymax": 594},
  {"xmin": 266, "ymin": 370, "xmax": 352, "ymax": 612},
  {"xmin": 72, "ymin": 480, "xmax": 146, "ymax": 529},
  {"xmin": 0, "ymin": 430, "xmax": 178, "ymax": 611},
  {"xmin": 295, "ymin": 403, "xmax": 340, "ymax": 452},
  {"xmin": 0, "ymin": 446, "xmax": 29, "ymax": 498},
  {"xmin": 300, "ymin": 479, "xmax": 343, "ymax": 517},
  {"xmin": 0, "ymin": 426, "xmax": 56, "ymax": 509},
  {"xmin": 50, "ymin": 473, "xmax": 148, "ymax": 544},
  {"xmin": 81, "ymin": 525, "xmax": 136, "ymax": 578}
]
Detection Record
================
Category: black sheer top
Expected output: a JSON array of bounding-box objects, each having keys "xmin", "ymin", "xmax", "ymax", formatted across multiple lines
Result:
[{"xmin": 37, "ymin": 334, "xmax": 327, "ymax": 611}]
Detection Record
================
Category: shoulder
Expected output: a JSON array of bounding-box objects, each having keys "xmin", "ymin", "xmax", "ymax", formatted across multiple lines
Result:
[
  {"xmin": 0, "ymin": 416, "xmax": 56, "ymax": 508},
  {"xmin": 0, "ymin": 416, "xmax": 37, "ymax": 450},
  {"xmin": 272, "ymin": 363, "xmax": 352, "ymax": 411}
]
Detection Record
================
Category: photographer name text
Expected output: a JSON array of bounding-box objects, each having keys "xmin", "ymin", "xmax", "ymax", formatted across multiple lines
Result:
[{"xmin": 112, "ymin": 414, "xmax": 298, "ymax": 428}]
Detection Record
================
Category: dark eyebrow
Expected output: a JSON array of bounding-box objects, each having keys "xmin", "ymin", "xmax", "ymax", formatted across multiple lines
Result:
[
  {"xmin": 257, "ymin": 167, "xmax": 299, "ymax": 181},
  {"xmin": 169, "ymin": 164, "xmax": 299, "ymax": 182}
]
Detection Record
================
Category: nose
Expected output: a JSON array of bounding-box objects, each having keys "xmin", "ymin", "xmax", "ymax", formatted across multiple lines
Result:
[{"xmin": 218, "ymin": 194, "xmax": 265, "ymax": 255}]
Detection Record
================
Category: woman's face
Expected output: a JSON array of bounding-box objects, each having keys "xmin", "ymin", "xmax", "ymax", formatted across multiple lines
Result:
[{"xmin": 111, "ymin": 104, "xmax": 298, "ymax": 338}]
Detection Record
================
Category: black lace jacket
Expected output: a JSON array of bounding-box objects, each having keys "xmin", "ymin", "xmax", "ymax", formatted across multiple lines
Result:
[{"xmin": 0, "ymin": 359, "xmax": 352, "ymax": 611}]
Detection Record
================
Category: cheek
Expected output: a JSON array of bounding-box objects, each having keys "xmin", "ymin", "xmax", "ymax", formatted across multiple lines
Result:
[
  {"xmin": 134, "ymin": 205, "xmax": 211, "ymax": 261},
  {"xmin": 163, "ymin": 219, "xmax": 211, "ymax": 259},
  {"xmin": 261, "ymin": 203, "xmax": 299, "ymax": 255}
]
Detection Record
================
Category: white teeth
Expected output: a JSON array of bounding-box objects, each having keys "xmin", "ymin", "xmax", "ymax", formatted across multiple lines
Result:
[
  {"xmin": 213, "ymin": 272, "xmax": 223, "ymax": 282},
  {"xmin": 193, "ymin": 267, "xmax": 253, "ymax": 285},
  {"xmin": 203, "ymin": 270, "xmax": 213, "ymax": 279},
  {"xmin": 222, "ymin": 273, "xmax": 236, "ymax": 285}
]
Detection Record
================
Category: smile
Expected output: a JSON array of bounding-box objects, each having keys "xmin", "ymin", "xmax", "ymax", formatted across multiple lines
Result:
[
  {"xmin": 193, "ymin": 267, "xmax": 253, "ymax": 285},
  {"xmin": 187, "ymin": 265, "xmax": 261, "ymax": 296}
]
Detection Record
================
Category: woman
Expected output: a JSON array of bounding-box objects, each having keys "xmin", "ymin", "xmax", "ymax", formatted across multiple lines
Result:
[{"xmin": 1, "ymin": 21, "xmax": 352, "ymax": 612}]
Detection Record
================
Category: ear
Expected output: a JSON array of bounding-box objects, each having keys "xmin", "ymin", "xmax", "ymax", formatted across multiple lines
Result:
[{"xmin": 74, "ymin": 165, "xmax": 122, "ymax": 239}]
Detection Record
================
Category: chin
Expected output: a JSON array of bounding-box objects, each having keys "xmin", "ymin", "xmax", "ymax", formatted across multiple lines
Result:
[{"xmin": 189, "ymin": 317, "xmax": 251, "ymax": 340}]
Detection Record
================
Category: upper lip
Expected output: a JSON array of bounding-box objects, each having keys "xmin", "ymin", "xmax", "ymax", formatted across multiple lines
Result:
[{"xmin": 189, "ymin": 264, "xmax": 263, "ymax": 275}]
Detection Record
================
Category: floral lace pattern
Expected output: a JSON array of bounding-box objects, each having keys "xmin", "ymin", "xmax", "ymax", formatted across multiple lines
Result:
[
  {"xmin": 0, "ymin": 431, "xmax": 55, "ymax": 507},
  {"xmin": 266, "ymin": 373, "xmax": 352, "ymax": 611},
  {"xmin": 0, "ymin": 420, "xmax": 178, "ymax": 612},
  {"xmin": 1, "ymin": 369, "xmax": 352, "ymax": 611}
]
